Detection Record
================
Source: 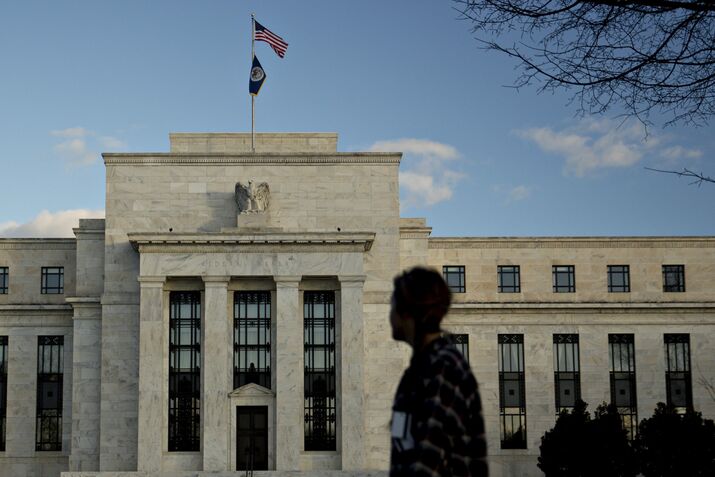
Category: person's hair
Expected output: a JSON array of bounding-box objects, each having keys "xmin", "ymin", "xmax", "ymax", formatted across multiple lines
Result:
[{"xmin": 392, "ymin": 266, "xmax": 451, "ymax": 334}]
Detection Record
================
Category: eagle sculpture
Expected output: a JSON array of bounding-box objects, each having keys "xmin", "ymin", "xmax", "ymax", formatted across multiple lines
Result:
[{"xmin": 235, "ymin": 181, "xmax": 270, "ymax": 214}]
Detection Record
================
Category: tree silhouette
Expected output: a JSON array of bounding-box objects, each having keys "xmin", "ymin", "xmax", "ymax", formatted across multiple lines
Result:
[
  {"xmin": 634, "ymin": 402, "xmax": 715, "ymax": 477},
  {"xmin": 539, "ymin": 400, "xmax": 637, "ymax": 477},
  {"xmin": 454, "ymin": 1, "xmax": 715, "ymax": 127}
]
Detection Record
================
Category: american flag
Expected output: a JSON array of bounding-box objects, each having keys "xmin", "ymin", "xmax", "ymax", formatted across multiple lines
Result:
[{"xmin": 254, "ymin": 20, "xmax": 288, "ymax": 58}]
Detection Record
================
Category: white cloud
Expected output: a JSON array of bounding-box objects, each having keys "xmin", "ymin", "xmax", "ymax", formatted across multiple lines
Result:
[
  {"xmin": 368, "ymin": 138, "xmax": 459, "ymax": 160},
  {"xmin": 54, "ymin": 138, "xmax": 97, "ymax": 166},
  {"xmin": 50, "ymin": 127, "xmax": 92, "ymax": 138},
  {"xmin": 50, "ymin": 127, "xmax": 127, "ymax": 166},
  {"xmin": 659, "ymin": 145, "xmax": 703, "ymax": 161},
  {"xmin": 514, "ymin": 118, "xmax": 696, "ymax": 177},
  {"xmin": 0, "ymin": 209, "xmax": 104, "ymax": 238},
  {"xmin": 369, "ymin": 138, "xmax": 465, "ymax": 209},
  {"xmin": 508, "ymin": 185, "xmax": 531, "ymax": 203},
  {"xmin": 99, "ymin": 136, "xmax": 127, "ymax": 149},
  {"xmin": 492, "ymin": 184, "xmax": 534, "ymax": 205}
]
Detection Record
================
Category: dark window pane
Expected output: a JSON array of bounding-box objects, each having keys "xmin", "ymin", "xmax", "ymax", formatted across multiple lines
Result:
[
  {"xmin": 664, "ymin": 334, "xmax": 692, "ymax": 412},
  {"xmin": 36, "ymin": 336, "xmax": 63, "ymax": 451},
  {"xmin": 0, "ymin": 336, "xmax": 7, "ymax": 451},
  {"xmin": 40, "ymin": 267, "xmax": 64, "ymax": 294},
  {"xmin": 609, "ymin": 334, "xmax": 637, "ymax": 439},
  {"xmin": 663, "ymin": 265, "xmax": 685, "ymax": 292},
  {"xmin": 0, "ymin": 268, "xmax": 7, "ymax": 294},
  {"xmin": 450, "ymin": 334, "xmax": 469, "ymax": 363},
  {"xmin": 168, "ymin": 291, "xmax": 200, "ymax": 451},
  {"xmin": 498, "ymin": 265, "xmax": 521, "ymax": 293},
  {"xmin": 234, "ymin": 292, "xmax": 271, "ymax": 389},
  {"xmin": 499, "ymin": 334, "xmax": 526, "ymax": 448},
  {"xmin": 442, "ymin": 266, "xmax": 466, "ymax": 293},
  {"xmin": 304, "ymin": 291, "xmax": 336, "ymax": 451},
  {"xmin": 553, "ymin": 266, "xmax": 575, "ymax": 293},
  {"xmin": 608, "ymin": 265, "xmax": 630, "ymax": 292},
  {"xmin": 554, "ymin": 334, "xmax": 581, "ymax": 413}
]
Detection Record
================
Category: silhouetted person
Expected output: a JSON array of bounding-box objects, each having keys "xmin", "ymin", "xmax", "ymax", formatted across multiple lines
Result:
[
  {"xmin": 390, "ymin": 267, "xmax": 488, "ymax": 477},
  {"xmin": 247, "ymin": 362, "xmax": 258, "ymax": 385}
]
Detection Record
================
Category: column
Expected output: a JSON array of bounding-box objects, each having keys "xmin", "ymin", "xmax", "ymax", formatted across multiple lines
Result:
[
  {"xmin": 136, "ymin": 276, "xmax": 165, "ymax": 473},
  {"xmin": 202, "ymin": 276, "xmax": 231, "ymax": 471},
  {"xmin": 274, "ymin": 275, "xmax": 302, "ymax": 470},
  {"xmin": 68, "ymin": 298, "xmax": 102, "ymax": 471},
  {"xmin": 5, "ymin": 334, "xmax": 36, "ymax": 458},
  {"xmin": 338, "ymin": 275, "xmax": 366, "ymax": 470}
]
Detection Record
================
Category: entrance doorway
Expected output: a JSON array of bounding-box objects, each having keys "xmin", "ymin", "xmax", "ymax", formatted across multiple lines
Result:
[{"xmin": 236, "ymin": 406, "xmax": 268, "ymax": 471}]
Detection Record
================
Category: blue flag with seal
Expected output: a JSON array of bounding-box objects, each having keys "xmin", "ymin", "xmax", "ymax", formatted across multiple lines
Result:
[{"xmin": 249, "ymin": 54, "xmax": 266, "ymax": 95}]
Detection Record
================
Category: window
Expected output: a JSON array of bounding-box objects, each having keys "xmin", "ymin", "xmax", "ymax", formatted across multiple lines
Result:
[
  {"xmin": 443, "ymin": 266, "xmax": 466, "ymax": 293},
  {"xmin": 0, "ymin": 337, "xmax": 7, "ymax": 451},
  {"xmin": 553, "ymin": 266, "xmax": 575, "ymax": 293},
  {"xmin": 664, "ymin": 334, "xmax": 692, "ymax": 413},
  {"xmin": 168, "ymin": 292, "xmax": 200, "ymax": 452},
  {"xmin": 36, "ymin": 336, "xmax": 63, "ymax": 451},
  {"xmin": 608, "ymin": 265, "xmax": 630, "ymax": 293},
  {"xmin": 0, "ymin": 267, "xmax": 7, "ymax": 294},
  {"xmin": 663, "ymin": 265, "xmax": 685, "ymax": 292},
  {"xmin": 498, "ymin": 334, "xmax": 526, "ymax": 449},
  {"xmin": 609, "ymin": 334, "xmax": 637, "ymax": 439},
  {"xmin": 304, "ymin": 291, "xmax": 336, "ymax": 451},
  {"xmin": 41, "ymin": 267, "xmax": 64, "ymax": 294},
  {"xmin": 451, "ymin": 334, "xmax": 469, "ymax": 364},
  {"xmin": 234, "ymin": 291, "xmax": 271, "ymax": 389},
  {"xmin": 554, "ymin": 334, "xmax": 581, "ymax": 414},
  {"xmin": 498, "ymin": 265, "xmax": 520, "ymax": 293}
]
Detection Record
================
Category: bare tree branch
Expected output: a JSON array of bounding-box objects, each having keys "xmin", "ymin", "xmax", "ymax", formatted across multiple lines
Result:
[
  {"xmin": 455, "ymin": 0, "xmax": 715, "ymax": 126},
  {"xmin": 645, "ymin": 166, "xmax": 715, "ymax": 185}
]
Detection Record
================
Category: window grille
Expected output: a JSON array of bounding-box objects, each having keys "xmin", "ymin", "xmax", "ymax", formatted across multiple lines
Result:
[
  {"xmin": 36, "ymin": 336, "xmax": 63, "ymax": 451},
  {"xmin": 41, "ymin": 267, "xmax": 64, "ymax": 294},
  {"xmin": 168, "ymin": 291, "xmax": 201, "ymax": 451},
  {"xmin": 552, "ymin": 265, "xmax": 575, "ymax": 293},
  {"xmin": 664, "ymin": 334, "xmax": 692, "ymax": 413},
  {"xmin": 0, "ymin": 337, "xmax": 7, "ymax": 451},
  {"xmin": 234, "ymin": 291, "xmax": 271, "ymax": 389},
  {"xmin": 498, "ymin": 334, "xmax": 527, "ymax": 449},
  {"xmin": 553, "ymin": 334, "xmax": 581, "ymax": 414},
  {"xmin": 0, "ymin": 267, "xmax": 7, "ymax": 294},
  {"xmin": 443, "ymin": 266, "xmax": 466, "ymax": 293},
  {"xmin": 662, "ymin": 265, "xmax": 685, "ymax": 292},
  {"xmin": 451, "ymin": 333, "xmax": 469, "ymax": 363},
  {"xmin": 498, "ymin": 265, "xmax": 520, "ymax": 293},
  {"xmin": 304, "ymin": 291, "xmax": 336, "ymax": 451},
  {"xmin": 607, "ymin": 265, "xmax": 630, "ymax": 293},
  {"xmin": 609, "ymin": 334, "xmax": 637, "ymax": 439}
]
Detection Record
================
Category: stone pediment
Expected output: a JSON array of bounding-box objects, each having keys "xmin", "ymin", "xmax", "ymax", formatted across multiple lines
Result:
[
  {"xmin": 229, "ymin": 382, "xmax": 275, "ymax": 398},
  {"xmin": 128, "ymin": 231, "xmax": 375, "ymax": 253}
]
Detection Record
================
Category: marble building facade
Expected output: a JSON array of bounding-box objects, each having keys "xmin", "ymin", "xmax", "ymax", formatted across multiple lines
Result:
[{"xmin": 0, "ymin": 133, "xmax": 712, "ymax": 477}]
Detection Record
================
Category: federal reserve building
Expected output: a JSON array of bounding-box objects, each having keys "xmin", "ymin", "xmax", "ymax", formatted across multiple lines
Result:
[{"xmin": 0, "ymin": 132, "xmax": 713, "ymax": 477}]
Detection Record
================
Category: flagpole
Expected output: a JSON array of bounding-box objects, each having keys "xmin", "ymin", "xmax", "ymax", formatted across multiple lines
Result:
[{"xmin": 251, "ymin": 13, "xmax": 256, "ymax": 153}]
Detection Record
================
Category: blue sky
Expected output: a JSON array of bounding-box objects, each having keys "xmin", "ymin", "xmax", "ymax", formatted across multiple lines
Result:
[{"xmin": 1, "ymin": 0, "xmax": 714, "ymax": 237}]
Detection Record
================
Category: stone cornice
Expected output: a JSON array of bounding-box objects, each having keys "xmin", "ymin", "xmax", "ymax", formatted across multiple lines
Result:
[
  {"xmin": 66, "ymin": 297, "xmax": 101, "ymax": 305},
  {"xmin": 429, "ymin": 236, "xmax": 715, "ymax": 249},
  {"xmin": 128, "ymin": 232, "xmax": 375, "ymax": 253},
  {"xmin": 0, "ymin": 239, "xmax": 75, "ymax": 250},
  {"xmin": 0, "ymin": 304, "xmax": 73, "ymax": 312},
  {"xmin": 399, "ymin": 226, "xmax": 432, "ymax": 239},
  {"xmin": 450, "ymin": 301, "xmax": 715, "ymax": 313},
  {"xmin": 72, "ymin": 228, "xmax": 105, "ymax": 239},
  {"xmin": 338, "ymin": 275, "xmax": 367, "ymax": 286},
  {"xmin": 104, "ymin": 153, "xmax": 401, "ymax": 165}
]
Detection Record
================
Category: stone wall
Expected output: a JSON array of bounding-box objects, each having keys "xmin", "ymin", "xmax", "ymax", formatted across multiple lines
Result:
[
  {"xmin": 99, "ymin": 133, "xmax": 402, "ymax": 472},
  {"xmin": 0, "ymin": 239, "xmax": 77, "ymax": 477},
  {"xmin": 406, "ymin": 233, "xmax": 715, "ymax": 477}
]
